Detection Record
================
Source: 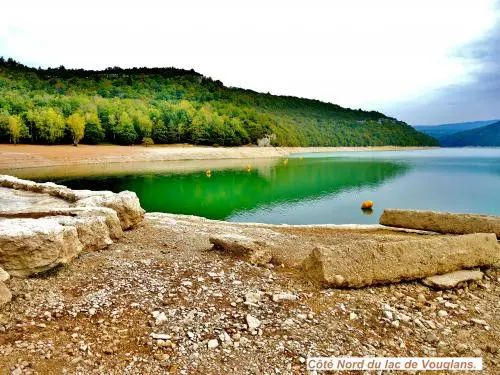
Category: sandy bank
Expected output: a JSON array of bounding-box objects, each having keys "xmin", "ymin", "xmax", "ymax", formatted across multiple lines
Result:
[{"xmin": 0, "ymin": 144, "xmax": 435, "ymax": 171}]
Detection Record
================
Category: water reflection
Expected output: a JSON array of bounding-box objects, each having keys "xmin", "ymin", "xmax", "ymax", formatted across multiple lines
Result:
[{"xmin": 39, "ymin": 157, "xmax": 410, "ymax": 220}]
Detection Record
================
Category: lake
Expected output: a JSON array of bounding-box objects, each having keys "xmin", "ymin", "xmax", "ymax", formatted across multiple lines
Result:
[{"xmin": 4, "ymin": 148, "xmax": 500, "ymax": 224}]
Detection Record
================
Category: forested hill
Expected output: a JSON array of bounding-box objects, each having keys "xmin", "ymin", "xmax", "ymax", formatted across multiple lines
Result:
[
  {"xmin": 440, "ymin": 121, "xmax": 500, "ymax": 147},
  {"xmin": 0, "ymin": 58, "xmax": 437, "ymax": 147}
]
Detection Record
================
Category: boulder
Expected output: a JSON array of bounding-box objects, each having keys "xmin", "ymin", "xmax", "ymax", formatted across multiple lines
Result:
[
  {"xmin": 422, "ymin": 270, "xmax": 484, "ymax": 289},
  {"xmin": 380, "ymin": 209, "xmax": 500, "ymax": 238},
  {"xmin": 302, "ymin": 233, "xmax": 499, "ymax": 288},
  {"xmin": 75, "ymin": 190, "xmax": 145, "ymax": 230},
  {"xmin": 209, "ymin": 234, "xmax": 272, "ymax": 266},
  {"xmin": 0, "ymin": 218, "xmax": 83, "ymax": 277},
  {"xmin": 0, "ymin": 175, "xmax": 145, "ymax": 278},
  {"xmin": 0, "ymin": 281, "xmax": 11, "ymax": 307},
  {"xmin": 55, "ymin": 207, "xmax": 123, "ymax": 251},
  {"xmin": 0, "ymin": 267, "xmax": 9, "ymax": 282}
]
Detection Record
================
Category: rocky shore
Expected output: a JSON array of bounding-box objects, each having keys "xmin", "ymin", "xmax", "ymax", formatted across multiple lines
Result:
[{"xmin": 0, "ymin": 176, "xmax": 499, "ymax": 374}]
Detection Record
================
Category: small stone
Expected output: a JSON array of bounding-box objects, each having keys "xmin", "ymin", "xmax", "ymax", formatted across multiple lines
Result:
[
  {"xmin": 333, "ymin": 275, "xmax": 345, "ymax": 286},
  {"xmin": 486, "ymin": 344, "xmax": 498, "ymax": 354},
  {"xmin": 207, "ymin": 339, "xmax": 219, "ymax": 349},
  {"xmin": 391, "ymin": 320, "xmax": 400, "ymax": 328},
  {"xmin": 437, "ymin": 310, "xmax": 448, "ymax": 317},
  {"xmin": 151, "ymin": 311, "xmax": 168, "ymax": 325},
  {"xmin": 245, "ymin": 292, "xmax": 263, "ymax": 305},
  {"xmin": 150, "ymin": 333, "xmax": 172, "ymax": 340},
  {"xmin": 417, "ymin": 293, "xmax": 426, "ymax": 303},
  {"xmin": 181, "ymin": 281, "xmax": 192, "ymax": 288},
  {"xmin": 425, "ymin": 332, "xmax": 439, "ymax": 344},
  {"xmin": 297, "ymin": 313, "xmax": 308, "ymax": 320},
  {"xmin": 470, "ymin": 318, "xmax": 488, "ymax": 326},
  {"xmin": 383, "ymin": 310, "xmax": 394, "ymax": 320},
  {"xmin": 349, "ymin": 312, "xmax": 358, "ymax": 320},
  {"xmin": 246, "ymin": 314, "xmax": 261, "ymax": 330},
  {"xmin": 272, "ymin": 292, "xmax": 297, "ymax": 302},
  {"xmin": 455, "ymin": 343, "xmax": 468, "ymax": 354}
]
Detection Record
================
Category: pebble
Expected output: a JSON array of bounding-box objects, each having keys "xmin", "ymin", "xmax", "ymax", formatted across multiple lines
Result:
[
  {"xmin": 207, "ymin": 339, "xmax": 219, "ymax": 349},
  {"xmin": 272, "ymin": 292, "xmax": 297, "ymax": 302},
  {"xmin": 437, "ymin": 310, "xmax": 448, "ymax": 317},
  {"xmin": 245, "ymin": 292, "xmax": 263, "ymax": 305},
  {"xmin": 383, "ymin": 310, "xmax": 394, "ymax": 320},
  {"xmin": 246, "ymin": 314, "xmax": 261, "ymax": 330}
]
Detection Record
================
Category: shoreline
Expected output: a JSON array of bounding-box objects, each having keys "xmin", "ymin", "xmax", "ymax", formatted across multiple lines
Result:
[{"xmin": 0, "ymin": 144, "xmax": 436, "ymax": 171}]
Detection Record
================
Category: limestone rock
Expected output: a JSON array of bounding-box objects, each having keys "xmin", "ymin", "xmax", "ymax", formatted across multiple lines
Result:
[
  {"xmin": 0, "ymin": 218, "xmax": 83, "ymax": 277},
  {"xmin": 0, "ymin": 267, "xmax": 9, "ymax": 282},
  {"xmin": 422, "ymin": 270, "xmax": 484, "ymax": 289},
  {"xmin": 75, "ymin": 190, "xmax": 145, "ymax": 230},
  {"xmin": 55, "ymin": 207, "xmax": 123, "ymax": 251},
  {"xmin": 0, "ymin": 281, "xmax": 11, "ymax": 307},
  {"xmin": 301, "ymin": 233, "xmax": 499, "ymax": 288},
  {"xmin": 210, "ymin": 234, "xmax": 272, "ymax": 266},
  {"xmin": 380, "ymin": 209, "xmax": 500, "ymax": 238}
]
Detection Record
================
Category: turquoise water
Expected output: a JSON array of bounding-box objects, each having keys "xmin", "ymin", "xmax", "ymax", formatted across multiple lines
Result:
[{"xmin": 18, "ymin": 148, "xmax": 500, "ymax": 224}]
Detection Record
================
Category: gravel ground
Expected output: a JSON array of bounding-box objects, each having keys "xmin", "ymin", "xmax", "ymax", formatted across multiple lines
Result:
[{"xmin": 0, "ymin": 215, "xmax": 498, "ymax": 375}]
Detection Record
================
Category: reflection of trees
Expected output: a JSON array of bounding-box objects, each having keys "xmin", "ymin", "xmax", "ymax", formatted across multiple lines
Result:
[{"xmin": 52, "ymin": 158, "xmax": 411, "ymax": 220}]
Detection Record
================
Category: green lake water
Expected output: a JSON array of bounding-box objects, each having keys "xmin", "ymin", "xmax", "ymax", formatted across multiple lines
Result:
[{"xmin": 6, "ymin": 148, "xmax": 500, "ymax": 224}]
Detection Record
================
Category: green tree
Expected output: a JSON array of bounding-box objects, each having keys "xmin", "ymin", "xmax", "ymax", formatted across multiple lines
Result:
[
  {"xmin": 82, "ymin": 110, "xmax": 105, "ymax": 144},
  {"xmin": 8, "ymin": 115, "xmax": 23, "ymax": 144},
  {"xmin": 66, "ymin": 113, "xmax": 86, "ymax": 146},
  {"xmin": 116, "ymin": 112, "xmax": 137, "ymax": 145},
  {"xmin": 27, "ymin": 107, "xmax": 66, "ymax": 144}
]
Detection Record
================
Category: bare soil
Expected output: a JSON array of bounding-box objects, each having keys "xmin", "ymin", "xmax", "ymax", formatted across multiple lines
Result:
[{"xmin": 0, "ymin": 215, "xmax": 498, "ymax": 375}]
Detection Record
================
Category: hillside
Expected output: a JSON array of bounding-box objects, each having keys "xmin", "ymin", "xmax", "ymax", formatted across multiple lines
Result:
[
  {"xmin": 440, "ymin": 121, "xmax": 500, "ymax": 147},
  {"xmin": 414, "ymin": 120, "xmax": 499, "ymax": 141},
  {"xmin": 0, "ymin": 57, "xmax": 437, "ymax": 147}
]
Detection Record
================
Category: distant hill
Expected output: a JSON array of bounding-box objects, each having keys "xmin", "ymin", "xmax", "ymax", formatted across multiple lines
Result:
[
  {"xmin": 440, "ymin": 121, "xmax": 500, "ymax": 147},
  {"xmin": 414, "ymin": 120, "xmax": 499, "ymax": 141},
  {"xmin": 0, "ymin": 57, "xmax": 437, "ymax": 147}
]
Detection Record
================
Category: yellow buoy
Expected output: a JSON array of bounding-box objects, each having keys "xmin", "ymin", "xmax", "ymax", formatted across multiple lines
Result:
[
  {"xmin": 283, "ymin": 158, "xmax": 288, "ymax": 165},
  {"xmin": 205, "ymin": 169, "xmax": 212, "ymax": 177},
  {"xmin": 246, "ymin": 164, "xmax": 252, "ymax": 172},
  {"xmin": 361, "ymin": 200, "xmax": 374, "ymax": 209}
]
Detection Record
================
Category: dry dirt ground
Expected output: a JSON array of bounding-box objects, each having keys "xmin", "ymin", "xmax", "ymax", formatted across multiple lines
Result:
[{"xmin": 0, "ymin": 215, "xmax": 498, "ymax": 375}]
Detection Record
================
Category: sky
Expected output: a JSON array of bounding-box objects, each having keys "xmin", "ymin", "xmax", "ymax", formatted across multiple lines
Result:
[{"xmin": 0, "ymin": 0, "xmax": 499, "ymax": 125}]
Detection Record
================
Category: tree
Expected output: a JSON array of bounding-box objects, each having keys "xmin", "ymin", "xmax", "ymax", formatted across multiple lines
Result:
[
  {"xmin": 116, "ymin": 112, "xmax": 137, "ymax": 145},
  {"xmin": 27, "ymin": 107, "xmax": 66, "ymax": 144},
  {"xmin": 8, "ymin": 115, "xmax": 23, "ymax": 144},
  {"xmin": 66, "ymin": 113, "xmax": 85, "ymax": 146},
  {"xmin": 82, "ymin": 110, "xmax": 105, "ymax": 144}
]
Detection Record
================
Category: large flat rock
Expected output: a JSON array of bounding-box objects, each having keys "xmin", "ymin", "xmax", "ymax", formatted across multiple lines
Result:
[
  {"xmin": 302, "ymin": 233, "xmax": 500, "ymax": 287},
  {"xmin": 380, "ymin": 209, "xmax": 500, "ymax": 238},
  {"xmin": 0, "ymin": 175, "xmax": 145, "ymax": 277},
  {"xmin": 422, "ymin": 270, "xmax": 484, "ymax": 289}
]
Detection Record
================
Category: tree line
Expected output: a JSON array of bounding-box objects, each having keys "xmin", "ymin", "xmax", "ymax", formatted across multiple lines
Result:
[{"xmin": 0, "ymin": 57, "xmax": 438, "ymax": 147}]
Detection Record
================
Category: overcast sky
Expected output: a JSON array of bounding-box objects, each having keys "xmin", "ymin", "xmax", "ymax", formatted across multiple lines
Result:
[{"xmin": 1, "ymin": 0, "xmax": 499, "ymax": 125}]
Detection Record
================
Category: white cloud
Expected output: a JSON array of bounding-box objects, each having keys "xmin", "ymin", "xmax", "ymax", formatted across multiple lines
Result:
[{"xmin": 0, "ymin": 0, "xmax": 498, "ymax": 120}]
